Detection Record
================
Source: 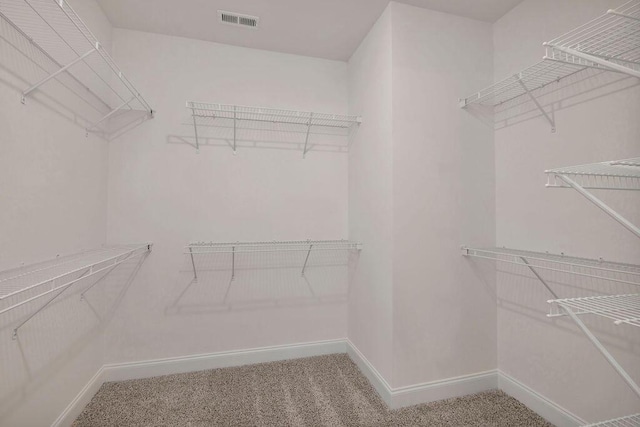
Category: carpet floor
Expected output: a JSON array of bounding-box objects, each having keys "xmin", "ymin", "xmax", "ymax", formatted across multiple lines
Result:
[{"xmin": 73, "ymin": 354, "xmax": 553, "ymax": 426}]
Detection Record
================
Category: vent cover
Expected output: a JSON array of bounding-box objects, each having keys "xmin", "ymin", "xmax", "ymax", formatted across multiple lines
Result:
[{"xmin": 218, "ymin": 10, "xmax": 259, "ymax": 29}]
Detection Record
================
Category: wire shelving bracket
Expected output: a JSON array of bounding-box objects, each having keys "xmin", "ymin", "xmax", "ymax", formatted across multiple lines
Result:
[
  {"xmin": 186, "ymin": 240, "xmax": 362, "ymax": 281},
  {"xmin": 0, "ymin": 243, "xmax": 152, "ymax": 339},
  {"xmin": 0, "ymin": 0, "xmax": 154, "ymax": 136},
  {"xmin": 186, "ymin": 102, "xmax": 361, "ymax": 157},
  {"xmin": 546, "ymin": 157, "xmax": 640, "ymax": 239},
  {"xmin": 462, "ymin": 246, "xmax": 640, "ymax": 401}
]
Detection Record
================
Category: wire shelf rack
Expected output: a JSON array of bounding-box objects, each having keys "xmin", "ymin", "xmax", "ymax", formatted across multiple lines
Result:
[
  {"xmin": 546, "ymin": 157, "xmax": 640, "ymax": 191},
  {"xmin": 0, "ymin": 0, "xmax": 153, "ymax": 135},
  {"xmin": 549, "ymin": 294, "xmax": 640, "ymax": 327},
  {"xmin": 545, "ymin": 156, "xmax": 640, "ymax": 239},
  {"xmin": 584, "ymin": 414, "xmax": 640, "ymax": 426},
  {"xmin": 544, "ymin": 0, "xmax": 640, "ymax": 79},
  {"xmin": 459, "ymin": 1, "xmax": 639, "ymax": 131},
  {"xmin": 186, "ymin": 101, "xmax": 361, "ymax": 156},
  {"xmin": 0, "ymin": 243, "xmax": 151, "ymax": 339},
  {"xmin": 186, "ymin": 240, "xmax": 362, "ymax": 280},
  {"xmin": 459, "ymin": 59, "xmax": 589, "ymax": 108},
  {"xmin": 461, "ymin": 247, "xmax": 640, "ymax": 287}
]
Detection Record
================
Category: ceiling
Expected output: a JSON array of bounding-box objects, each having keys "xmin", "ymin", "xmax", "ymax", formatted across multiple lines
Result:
[{"xmin": 96, "ymin": 0, "xmax": 524, "ymax": 61}]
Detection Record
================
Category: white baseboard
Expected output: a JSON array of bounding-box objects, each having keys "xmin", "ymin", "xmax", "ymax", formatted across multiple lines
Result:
[
  {"xmin": 345, "ymin": 339, "xmax": 498, "ymax": 409},
  {"xmin": 498, "ymin": 370, "xmax": 585, "ymax": 427},
  {"xmin": 102, "ymin": 339, "xmax": 347, "ymax": 383},
  {"xmin": 52, "ymin": 367, "xmax": 106, "ymax": 427}
]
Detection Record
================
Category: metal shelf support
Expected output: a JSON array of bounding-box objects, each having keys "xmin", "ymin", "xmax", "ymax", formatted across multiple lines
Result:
[
  {"xmin": 21, "ymin": 44, "xmax": 97, "ymax": 103},
  {"xmin": 516, "ymin": 74, "xmax": 556, "ymax": 132},
  {"xmin": 555, "ymin": 174, "xmax": 640, "ymax": 239}
]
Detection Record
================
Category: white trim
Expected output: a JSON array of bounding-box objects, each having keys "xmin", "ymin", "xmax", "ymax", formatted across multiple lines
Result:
[
  {"xmin": 345, "ymin": 339, "xmax": 498, "ymax": 409},
  {"xmin": 102, "ymin": 339, "xmax": 347, "ymax": 382},
  {"xmin": 52, "ymin": 367, "xmax": 105, "ymax": 427},
  {"xmin": 345, "ymin": 339, "xmax": 393, "ymax": 404},
  {"xmin": 498, "ymin": 370, "xmax": 585, "ymax": 427}
]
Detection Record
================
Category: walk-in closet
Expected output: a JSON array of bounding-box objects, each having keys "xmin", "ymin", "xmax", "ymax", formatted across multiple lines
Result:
[{"xmin": 1, "ymin": 0, "xmax": 638, "ymax": 425}]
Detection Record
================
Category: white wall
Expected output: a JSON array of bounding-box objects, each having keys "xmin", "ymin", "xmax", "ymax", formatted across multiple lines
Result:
[
  {"xmin": 104, "ymin": 29, "xmax": 351, "ymax": 364},
  {"xmin": 347, "ymin": 6, "xmax": 395, "ymax": 382},
  {"xmin": 0, "ymin": 0, "xmax": 112, "ymax": 424},
  {"xmin": 390, "ymin": 2, "xmax": 496, "ymax": 388},
  {"xmin": 493, "ymin": 0, "xmax": 640, "ymax": 422}
]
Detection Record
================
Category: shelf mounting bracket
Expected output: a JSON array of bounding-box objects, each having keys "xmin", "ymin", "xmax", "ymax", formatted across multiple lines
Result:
[
  {"xmin": 12, "ymin": 267, "xmax": 91, "ymax": 340},
  {"xmin": 231, "ymin": 245, "xmax": 235, "ymax": 281},
  {"xmin": 302, "ymin": 113, "xmax": 313, "ymax": 159},
  {"xmin": 556, "ymin": 174, "xmax": 640, "ymax": 239},
  {"xmin": 301, "ymin": 244, "xmax": 313, "ymax": 276},
  {"xmin": 233, "ymin": 105, "xmax": 237, "ymax": 155},
  {"xmin": 191, "ymin": 107, "xmax": 200, "ymax": 153},
  {"xmin": 189, "ymin": 246, "xmax": 197, "ymax": 280},
  {"xmin": 22, "ymin": 45, "xmax": 97, "ymax": 103},
  {"xmin": 558, "ymin": 306, "xmax": 640, "ymax": 399},
  {"xmin": 516, "ymin": 74, "xmax": 556, "ymax": 133}
]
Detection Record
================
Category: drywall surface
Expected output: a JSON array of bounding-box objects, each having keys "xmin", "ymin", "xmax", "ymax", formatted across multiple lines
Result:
[
  {"xmin": 347, "ymin": 6, "xmax": 394, "ymax": 382},
  {"xmin": 390, "ymin": 2, "xmax": 496, "ymax": 389},
  {"xmin": 0, "ymin": 0, "xmax": 112, "ymax": 424},
  {"xmin": 105, "ymin": 29, "xmax": 350, "ymax": 363},
  {"xmin": 493, "ymin": 0, "xmax": 640, "ymax": 422}
]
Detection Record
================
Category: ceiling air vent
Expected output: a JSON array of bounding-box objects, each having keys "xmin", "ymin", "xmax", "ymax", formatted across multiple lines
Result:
[{"xmin": 218, "ymin": 10, "xmax": 259, "ymax": 29}]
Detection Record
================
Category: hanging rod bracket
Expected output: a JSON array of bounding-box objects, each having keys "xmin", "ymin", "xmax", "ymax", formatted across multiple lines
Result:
[{"xmin": 515, "ymin": 74, "xmax": 556, "ymax": 133}]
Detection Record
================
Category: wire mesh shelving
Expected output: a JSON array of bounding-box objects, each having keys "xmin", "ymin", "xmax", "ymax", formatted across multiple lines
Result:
[
  {"xmin": 583, "ymin": 414, "xmax": 640, "ymax": 426},
  {"xmin": 546, "ymin": 156, "xmax": 640, "ymax": 239},
  {"xmin": 461, "ymin": 247, "xmax": 640, "ymax": 287},
  {"xmin": 459, "ymin": 0, "xmax": 640, "ymax": 131},
  {"xmin": 186, "ymin": 240, "xmax": 362, "ymax": 280},
  {"xmin": 0, "ymin": 0, "xmax": 153, "ymax": 136},
  {"xmin": 546, "ymin": 157, "xmax": 640, "ymax": 191},
  {"xmin": 549, "ymin": 294, "xmax": 640, "ymax": 327},
  {"xmin": 0, "ymin": 243, "xmax": 152, "ymax": 339},
  {"xmin": 186, "ymin": 101, "xmax": 361, "ymax": 156}
]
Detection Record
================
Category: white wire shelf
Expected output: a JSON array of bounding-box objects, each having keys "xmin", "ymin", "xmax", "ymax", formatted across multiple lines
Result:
[
  {"xmin": 0, "ymin": 0, "xmax": 153, "ymax": 135},
  {"xmin": 461, "ymin": 247, "xmax": 640, "ymax": 287},
  {"xmin": 546, "ymin": 157, "xmax": 640, "ymax": 191},
  {"xmin": 549, "ymin": 294, "xmax": 640, "ymax": 327},
  {"xmin": 0, "ymin": 243, "xmax": 152, "ymax": 339},
  {"xmin": 186, "ymin": 101, "xmax": 361, "ymax": 156},
  {"xmin": 545, "ymin": 156, "xmax": 640, "ymax": 239},
  {"xmin": 584, "ymin": 414, "xmax": 640, "ymax": 426},
  {"xmin": 186, "ymin": 240, "xmax": 362, "ymax": 280},
  {"xmin": 544, "ymin": 0, "xmax": 640, "ymax": 79},
  {"xmin": 460, "ymin": 1, "xmax": 640, "ymax": 131},
  {"xmin": 459, "ymin": 59, "xmax": 589, "ymax": 108}
]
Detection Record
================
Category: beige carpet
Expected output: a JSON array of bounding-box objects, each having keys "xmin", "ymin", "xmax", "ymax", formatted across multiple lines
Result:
[{"xmin": 73, "ymin": 354, "xmax": 552, "ymax": 426}]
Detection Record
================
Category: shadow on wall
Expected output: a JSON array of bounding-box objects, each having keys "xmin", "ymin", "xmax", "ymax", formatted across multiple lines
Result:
[
  {"xmin": 0, "ymin": 254, "xmax": 147, "ymax": 422},
  {"xmin": 465, "ymin": 68, "xmax": 640, "ymax": 132},
  {"xmin": 165, "ymin": 250, "xmax": 357, "ymax": 315},
  {"xmin": 168, "ymin": 117, "xmax": 359, "ymax": 155},
  {"xmin": 0, "ymin": 14, "xmax": 149, "ymax": 141}
]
